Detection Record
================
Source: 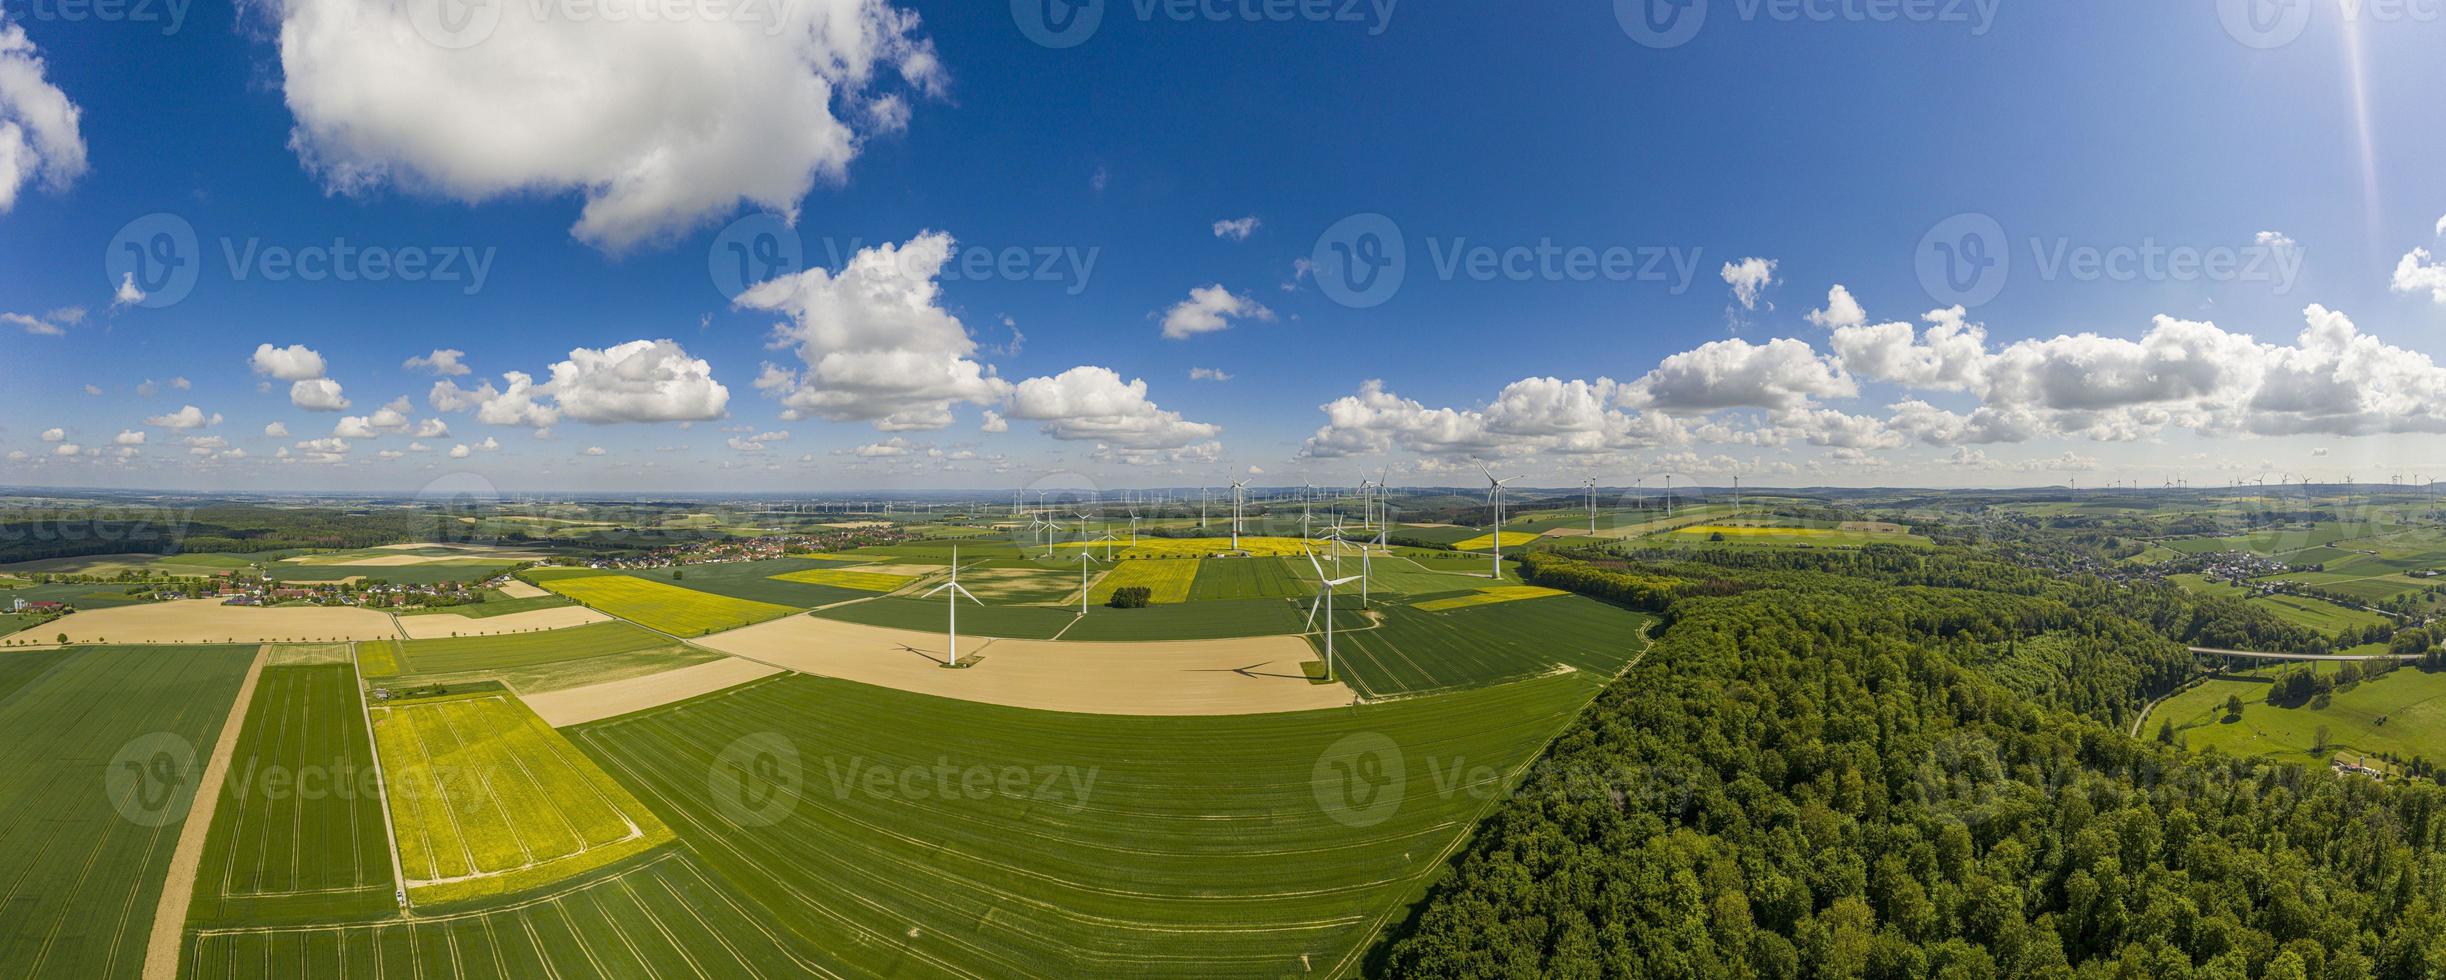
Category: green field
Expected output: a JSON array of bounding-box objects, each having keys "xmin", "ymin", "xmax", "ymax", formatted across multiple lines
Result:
[
  {"xmin": 766, "ymin": 566, "xmax": 919, "ymax": 593},
  {"xmin": 394, "ymin": 593, "xmax": 576, "ymax": 619},
  {"xmin": 180, "ymin": 852, "xmax": 820, "ymax": 979},
  {"xmin": 391, "ymin": 621, "xmax": 676, "ymax": 676},
  {"xmin": 615, "ymin": 557, "xmax": 876, "ymax": 607},
  {"xmin": 1329, "ymin": 596, "xmax": 1649, "ymax": 700},
  {"xmin": 1185, "ymin": 556, "xmax": 1312, "ymax": 601},
  {"xmin": 573, "ymin": 670, "xmax": 1600, "ymax": 977},
  {"xmin": 2170, "ymin": 574, "xmax": 2393, "ymax": 633},
  {"xmin": 1085, "ymin": 558, "xmax": 1200, "ymax": 604},
  {"xmin": 267, "ymin": 562, "xmax": 515, "ymax": 586},
  {"xmin": 370, "ymin": 693, "xmax": 674, "ymax": 905},
  {"xmin": 1059, "ymin": 597, "xmax": 1343, "ymax": 641},
  {"xmin": 2155, "ymin": 664, "xmax": 2446, "ymax": 772},
  {"xmin": 186, "ymin": 662, "xmax": 394, "ymax": 926},
  {"xmin": 809, "ymin": 597, "xmax": 1078, "ymax": 639},
  {"xmin": 0, "ymin": 645, "xmax": 255, "ymax": 978},
  {"xmin": 534, "ymin": 572, "xmax": 797, "ymax": 636},
  {"xmin": 1413, "ymin": 585, "xmax": 1568, "ymax": 612},
  {"xmin": 0, "ymin": 581, "xmax": 152, "ymax": 608}
]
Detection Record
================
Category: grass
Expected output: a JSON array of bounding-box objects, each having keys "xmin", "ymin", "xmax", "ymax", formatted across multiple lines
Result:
[
  {"xmin": 535, "ymin": 573, "xmax": 797, "ymax": 637},
  {"xmin": 179, "ymin": 852, "xmax": 821, "ymax": 979},
  {"xmin": 616, "ymin": 557, "xmax": 875, "ymax": 607},
  {"xmin": 1328, "ymin": 596, "xmax": 1649, "ymax": 700},
  {"xmin": 809, "ymin": 597, "xmax": 1078, "ymax": 639},
  {"xmin": 1060, "ymin": 597, "xmax": 1330, "ymax": 641},
  {"xmin": 1084, "ymin": 559, "xmax": 1200, "ymax": 604},
  {"xmin": 766, "ymin": 566, "xmax": 920, "ymax": 593},
  {"xmin": 267, "ymin": 563, "xmax": 516, "ymax": 586},
  {"xmin": 2155, "ymin": 665, "xmax": 2446, "ymax": 772},
  {"xmin": 186, "ymin": 663, "xmax": 394, "ymax": 927},
  {"xmin": 1449, "ymin": 530, "xmax": 1544, "ymax": 551},
  {"xmin": 369, "ymin": 693, "xmax": 673, "ymax": 906},
  {"xmin": 1185, "ymin": 556, "xmax": 1312, "ymax": 601},
  {"xmin": 394, "ymin": 594, "xmax": 575, "ymax": 619},
  {"xmin": 0, "ymin": 645, "xmax": 256, "ymax": 979},
  {"xmin": 1413, "ymin": 585, "xmax": 1568, "ymax": 612},
  {"xmin": 1061, "ymin": 535, "xmax": 1314, "ymax": 558},
  {"xmin": 2171, "ymin": 575, "xmax": 2392, "ymax": 633},
  {"xmin": 393, "ymin": 621, "xmax": 675, "ymax": 676},
  {"xmin": 572, "ymin": 670, "xmax": 1600, "ymax": 978}
]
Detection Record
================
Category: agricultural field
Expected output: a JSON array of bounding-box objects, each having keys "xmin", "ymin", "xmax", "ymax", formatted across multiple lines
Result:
[
  {"xmin": 2168, "ymin": 575, "xmax": 2390, "ymax": 633},
  {"xmin": 836, "ymin": 539, "xmax": 1021, "ymax": 561},
  {"xmin": 393, "ymin": 593, "xmax": 575, "ymax": 619},
  {"xmin": 1365, "ymin": 554, "xmax": 1518, "ymax": 594},
  {"xmin": 615, "ymin": 556, "xmax": 877, "ymax": 607},
  {"xmin": 1060, "ymin": 597, "xmax": 1327, "ymax": 642},
  {"xmin": 2153, "ymin": 663, "xmax": 2446, "ymax": 773},
  {"xmin": 0, "ymin": 581, "xmax": 152, "ymax": 608},
  {"xmin": 1063, "ymin": 535, "xmax": 1314, "ymax": 558},
  {"xmin": 572, "ymin": 670, "xmax": 1599, "ymax": 978},
  {"xmin": 1413, "ymin": 585, "xmax": 1568, "ymax": 612},
  {"xmin": 1084, "ymin": 558, "xmax": 1200, "ymax": 604},
  {"xmin": 179, "ymin": 852, "xmax": 821, "ymax": 979},
  {"xmin": 948, "ymin": 565, "xmax": 1080, "ymax": 603},
  {"xmin": 1662, "ymin": 524, "xmax": 1931, "ymax": 548},
  {"xmin": 185, "ymin": 661, "xmax": 393, "ymax": 926},
  {"xmin": 369, "ymin": 692, "xmax": 673, "ymax": 905},
  {"xmin": 1449, "ymin": 530, "xmax": 1545, "ymax": 552},
  {"xmin": 0, "ymin": 645, "xmax": 255, "ymax": 979},
  {"xmin": 766, "ymin": 565, "xmax": 920, "ymax": 593},
  {"xmin": 1185, "ymin": 556, "xmax": 1313, "ymax": 601},
  {"xmin": 533, "ymin": 571, "xmax": 797, "ymax": 636},
  {"xmin": 267, "ymin": 562, "xmax": 512, "ymax": 586},
  {"xmin": 808, "ymin": 596, "xmax": 1078, "ymax": 639},
  {"xmin": 1327, "ymin": 596, "xmax": 1650, "ymax": 700},
  {"xmin": 389, "ymin": 621, "xmax": 676, "ymax": 676}
]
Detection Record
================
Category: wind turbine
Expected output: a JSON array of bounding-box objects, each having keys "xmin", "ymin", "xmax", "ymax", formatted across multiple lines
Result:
[
  {"xmin": 1125, "ymin": 493, "xmax": 1141, "ymax": 546},
  {"xmin": 1480, "ymin": 463, "xmax": 1520, "ymax": 580},
  {"xmin": 1303, "ymin": 546, "xmax": 1363, "ymax": 682},
  {"xmin": 1072, "ymin": 547, "xmax": 1105, "ymax": 616},
  {"xmin": 926, "ymin": 548, "xmax": 984, "ymax": 668},
  {"xmin": 1229, "ymin": 479, "xmax": 1249, "ymax": 552},
  {"xmin": 1584, "ymin": 476, "xmax": 1599, "ymax": 534}
]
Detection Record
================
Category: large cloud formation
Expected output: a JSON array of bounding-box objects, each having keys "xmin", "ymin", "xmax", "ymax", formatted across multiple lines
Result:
[
  {"xmin": 0, "ymin": 13, "xmax": 85, "ymax": 213},
  {"xmin": 259, "ymin": 0, "xmax": 944, "ymax": 249},
  {"xmin": 737, "ymin": 231, "xmax": 1010, "ymax": 430},
  {"xmin": 432, "ymin": 340, "xmax": 731, "ymax": 428}
]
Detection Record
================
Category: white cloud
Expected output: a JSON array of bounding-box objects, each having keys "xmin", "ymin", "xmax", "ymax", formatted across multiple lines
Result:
[
  {"xmin": 726, "ymin": 430, "xmax": 790, "ymax": 453},
  {"xmin": 38, "ymin": 426, "xmax": 61, "ymax": 442},
  {"xmin": 144, "ymin": 405, "xmax": 222, "ymax": 429},
  {"xmin": 478, "ymin": 436, "xmax": 500, "ymax": 451},
  {"xmin": 1189, "ymin": 367, "xmax": 1232, "ymax": 382},
  {"xmin": 51, "ymin": 442, "xmax": 77, "ymax": 456},
  {"xmin": 851, "ymin": 437, "xmax": 915, "ymax": 457},
  {"xmin": 112, "ymin": 429, "xmax": 144, "ymax": 446},
  {"xmin": 1211, "ymin": 216, "xmax": 1260, "ymax": 242},
  {"xmin": 110, "ymin": 273, "xmax": 144, "ymax": 308},
  {"xmin": 1720, "ymin": 257, "xmax": 1777, "ymax": 312},
  {"xmin": 260, "ymin": 0, "xmax": 945, "ymax": 250},
  {"xmin": 263, "ymin": 421, "xmax": 290, "ymax": 438},
  {"xmin": 1008, "ymin": 367, "xmax": 1222, "ymax": 449},
  {"xmin": 4, "ymin": 450, "xmax": 22, "ymax": 462},
  {"xmin": 1159, "ymin": 284, "xmax": 1274, "ymax": 340},
  {"xmin": 169, "ymin": 375, "xmax": 189, "ymax": 390},
  {"xmin": 2, "ymin": 310, "xmax": 65, "ymax": 335},
  {"xmin": 542, "ymin": 340, "xmax": 730, "ymax": 424},
  {"xmin": 1620, "ymin": 337, "xmax": 1855, "ymax": 412},
  {"xmin": 0, "ymin": 13, "xmax": 88, "ymax": 213},
  {"xmin": 1805, "ymin": 284, "xmax": 1868, "ymax": 330},
  {"xmin": 448, "ymin": 443, "xmax": 471, "ymax": 459},
  {"xmin": 289, "ymin": 378, "xmax": 351, "ymax": 411},
  {"xmin": 737, "ymin": 231, "xmax": 1008, "ymax": 430},
  {"xmin": 1301, "ymin": 377, "xmax": 1686, "ymax": 460},
  {"xmin": 583, "ymin": 446, "xmax": 607, "ymax": 456},
  {"xmin": 2394, "ymin": 247, "xmax": 2446, "ymax": 304},
  {"xmin": 404, "ymin": 348, "xmax": 471, "ymax": 376},
  {"xmin": 81, "ymin": 384, "xmax": 100, "ymax": 396},
  {"xmin": 979, "ymin": 410, "xmax": 1008, "ymax": 433},
  {"xmin": 250, "ymin": 343, "xmax": 329, "ymax": 381}
]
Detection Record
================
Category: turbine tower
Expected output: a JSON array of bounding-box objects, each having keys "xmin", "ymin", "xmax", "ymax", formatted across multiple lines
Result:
[
  {"xmin": 1480, "ymin": 463, "xmax": 1520, "ymax": 580},
  {"xmin": 1303, "ymin": 545, "xmax": 1363, "ymax": 682},
  {"xmin": 926, "ymin": 548, "xmax": 984, "ymax": 668},
  {"xmin": 1230, "ymin": 479, "xmax": 1249, "ymax": 552},
  {"xmin": 1584, "ymin": 476, "xmax": 1599, "ymax": 534}
]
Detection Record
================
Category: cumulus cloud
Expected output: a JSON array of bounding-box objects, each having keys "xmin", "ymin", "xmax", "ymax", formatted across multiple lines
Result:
[
  {"xmin": 289, "ymin": 378, "xmax": 351, "ymax": 412},
  {"xmin": 38, "ymin": 426, "xmax": 62, "ymax": 442},
  {"xmin": 0, "ymin": 13, "xmax": 87, "ymax": 214},
  {"xmin": 1189, "ymin": 367, "xmax": 1232, "ymax": 382},
  {"xmin": 263, "ymin": 421, "xmax": 290, "ymax": 438},
  {"xmin": 979, "ymin": 410, "xmax": 1008, "ymax": 433},
  {"xmin": 259, "ymin": 0, "xmax": 945, "ymax": 250},
  {"xmin": 2396, "ymin": 247, "xmax": 2446, "ymax": 304},
  {"xmin": 448, "ymin": 443, "xmax": 471, "ymax": 459},
  {"xmin": 1720, "ymin": 257, "xmax": 1777, "ymax": 312},
  {"xmin": 1211, "ymin": 216, "xmax": 1259, "ymax": 242},
  {"xmin": 404, "ymin": 348, "xmax": 471, "ymax": 376},
  {"xmin": 250, "ymin": 343, "xmax": 329, "ymax": 381},
  {"xmin": 2, "ymin": 309, "xmax": 73, "ymax": 335},
  {"xmin": 145, "ymin": 405, "xmax": 223, "ymax": 429},
  {"xmin": 1007, "ymin": 367, "xmax": 1221, "ymax": 449},
  {"xmin": 726, "ymin": 430, "xmax": 790, "ymax": 453},
  {"xmin": 1301, "ymin": 378, "xmax": 1686, "ymax": 460},
  {"xmin": 1159, "ymin": 284, "xmax": 1274, "ymax": 340},
  {"xmin": 737, "ymin": 231, "xmax": 1008, "ymax": 430},
  {"xmin": 1620, "ymin": 337, "xmax": 1855, "ymax": 413},
  {"xmin": 582, "ymin": 446, "xmax": 606, "ymax": 456},
  {"xmin": 110, "ymin": 273, "xmax": 144, "ymax": 308},
  {"xmin": 111, "ymin": 428, "xmax": 144, "ymax": 446},
  {"xmin": 431, "ymin": 341, "xmax": 727, "ymax": 429},
  {"xmin": 51, "ymin": 442, "xmax": 78, "ymax": 456},
  {"xmin": 1805, "ymin": 284, "xmax": 1869, "ymax": 331}
]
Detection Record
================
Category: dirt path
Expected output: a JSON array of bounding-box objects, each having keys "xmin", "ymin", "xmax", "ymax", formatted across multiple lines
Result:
[{"xmin": 142, "ymin": 644, "xmax": 272, "ymax": 980}]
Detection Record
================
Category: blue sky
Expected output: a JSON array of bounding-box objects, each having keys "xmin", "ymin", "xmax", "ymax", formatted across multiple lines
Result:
[{"xmin": 2, "ymin": 0, "xmax": 2444, "ymax": 491}]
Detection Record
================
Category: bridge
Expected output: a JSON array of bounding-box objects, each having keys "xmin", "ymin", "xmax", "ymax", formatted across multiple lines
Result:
[{"xmin": 2189, "ymin": 646, "xmax": 2418, "ymax": 664}]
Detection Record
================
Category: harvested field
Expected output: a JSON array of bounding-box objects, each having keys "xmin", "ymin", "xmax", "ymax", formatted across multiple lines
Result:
[
  {"xmin": 492, "ymin": 580, "xmax": 549, "ymax": 599},
  {"xmin": 393, "ymin": 605, "xmax": 611, "ymax": 639},
  {"xmin": 522, "ymin": 657, "xmax": 784, "ymax": 727},
  {"xmin": 41, "ymin": 599, "xmax": 400, "ymax": 644}
]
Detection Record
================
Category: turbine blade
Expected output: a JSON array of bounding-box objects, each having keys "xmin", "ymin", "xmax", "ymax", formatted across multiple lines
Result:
[{"xmin": 1304, "ymin": 591, "xmax": 1322, "ymax": 631}]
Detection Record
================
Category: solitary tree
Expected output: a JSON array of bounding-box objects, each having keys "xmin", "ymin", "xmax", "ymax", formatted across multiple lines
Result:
[{"xmin": 2225, "ymin": 694, "xmax": 2244, "ymax": 720}]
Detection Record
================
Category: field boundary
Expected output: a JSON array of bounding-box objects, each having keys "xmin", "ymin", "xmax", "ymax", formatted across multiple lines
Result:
[
  {"xmin": 354, "ymin": 645, "xmax": 412, "ymax": 914},
  {"xmin": 142, "ymin": 645, "xmax": 271, "ymax": 980}
]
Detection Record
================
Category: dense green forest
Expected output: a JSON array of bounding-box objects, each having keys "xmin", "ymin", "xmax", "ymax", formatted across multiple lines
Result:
[{"xmin": 1377, "ymin": 554, "xmax": 2446, "ymax": 978}]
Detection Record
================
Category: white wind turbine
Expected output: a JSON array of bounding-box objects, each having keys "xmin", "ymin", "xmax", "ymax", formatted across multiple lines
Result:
[
  {"xmin": 1584, "ymin": 476, "xmax": 1599, "ymax": 534},
  {"xmin": 1230, "ymin": 479, "xmax": 1249, "ymax": 552},
  {"xmin": 927, "ymin": 547, "xmax": 985, "ymax": 668},
  {"xmin": 1480, "ymin": 463, "xmax": 1520, "ymax": 580},
  {"xmin": 1072, "ymin": 546, "xmax": 1105, "ymax": 616},
  {"xmin": 1303, "ymin": 545, "xmax": 1363, "ymax": 682}
]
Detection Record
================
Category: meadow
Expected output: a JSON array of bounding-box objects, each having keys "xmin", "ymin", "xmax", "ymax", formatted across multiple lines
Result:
[
  {"xmin": 1059, "ymin": 597, "xmax": 1332, "ymax": 641},
  {"xmin": 1185, "ymin": 556, "xmax": 1312, "ymax": 601},
  {"xmin": 1412, "ymin": 585, "xmax": 1568, "ymax": 612},
  {"xmin": 179, "ymin": 852, "xmax": 821, "ymax": 979},
  {"xmin": 0, "ymin": 645, "xmax": 255, "ymax": 979},
  {"xmin": 391, "ymin": 621, "xmax": 676, "ymax": 675},
  {"xmin": 370, "ymin": 693, "xmax": 673, "ymax": 905},
  {"xmin": 2154, "ymin": 664, "xmax": 2446, "ymax": 772},
  {"xmin": 1084, "ymin": 558, "xmax": 1201, "ymax": 604},
  {"xmin": 572, "ymin": 671, "xmax": 1599, "ymax": 978},
  {"xmin": 394, "ymin": 593, "xmax": 575, "ymax": 619},
  {"xmin": 614, "ymin": 556, "xmax": 875, "ymax": 607},
  {"xmin": 533, "ymin": 571, "xmax": 797, "ymax": 636},
  {"xmin": 185, "ymin": 662, "xmax": 393, "ymax": 927},
  {"xmin": 2168, "ymin": 575, "xmax": 2389, "ymax": 634},
  {"xmin": 1328, "ymin": 596, "xmax": 1649, "ymax": 700},
  {"xmin": 808, "ymin": 596, "xmax": 1078, "ymax": 639}
]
